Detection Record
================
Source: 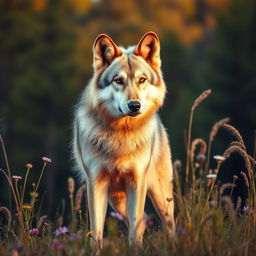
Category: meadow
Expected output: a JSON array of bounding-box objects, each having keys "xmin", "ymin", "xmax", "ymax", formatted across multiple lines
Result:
[{"xmin": 0, "ymin": 90, "xmax": 255, "ymax": 256}]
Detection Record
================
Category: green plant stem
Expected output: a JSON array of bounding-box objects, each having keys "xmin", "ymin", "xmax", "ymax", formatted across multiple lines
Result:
[
  {"xmin": 21, "ymin": 167, "xmax": 31, "ymax": 207},
  {"xmin": 70, "ymin": 196, "xmax": 75, "ymax": 231},
  {"xmin": 0, "ymin": 169, "xmax": 20, "ymax": 213},
  {"xmin": 229, "ymin": 179, "xmax": 236, "ymax": 198},
  {"xmin": 35, "ymin": 162, "xmax": 47, "ymax": 192},
  {"xmin": 0, "ymin": 136, "xmax": 13, "ymax": 210},
  {"xmin": 0, "ymin": 169, "xmax": 26, "ymax": 236},
  {"xmin": 205, "ymin": 138, "xmax": 212, "ymax": 174},
  {"xmin": 185, "ymin": 108, "xmax": 194, "ymax": 192},
  {"xmin": 0, "ymin": 136, "xmax": 12, "ymax": 180}
]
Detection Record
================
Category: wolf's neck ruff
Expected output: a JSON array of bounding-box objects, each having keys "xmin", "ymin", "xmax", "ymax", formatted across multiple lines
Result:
[{"xmin": 77, "ymin": 103, "xmax": 156, "ymax": 157}]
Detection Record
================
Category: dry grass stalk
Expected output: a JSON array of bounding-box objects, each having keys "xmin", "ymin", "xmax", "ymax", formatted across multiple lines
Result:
[
  {"xmin": 240, "ymin": 172, "xmax": 249, "ymax": 187},
  {"xmin": 209, "ymin": 118, "xmax": 230, "ymax": 142},
  {"xmin": 221, "ymin": 196, "xmax": 237, "ymax": 224},
  {"xmin": 219, "ymin": 183, "xmax": 236, "ymax": 195},
  {"xmin": 236, "ymin": 197, "xmax": 242, "ymax": 211},
  {"xmin": 247, "ymin": 154, "xmax": 256, "ymax": 166},
  {"xmin": 68, "ymin": 177, "xmax": 75, "ymax": 198},
  {"xmin": 75, "ymin": 184, "xmax": 86, "ymax": 211},
  {"xmin": 224, "ymin": 146, "xmax": 252, "ymax": 178},
  {"xmin": 0, "ymin": 206, "xmax": 12, "ymax": 226},
  {"xmin": 230, "ymin": 141, "xmax": 246, "ymax": 151},
  {"xmin": 223, "ymin": 124, "xmax": 246, "ymax": 148},
  {"xmin": 191, "ymin": 89, "xmax": 212, "ymax": 111},
  {"xmin": 56, "ymin": 216, "xmax": 63, "ymax": 228},
  {"xmin": 186, "ymin": 90, "xmax": 211, "ymax": 190},
  {"xmin": 201, "ymin": 214, "xmax": 213, "ymax": 227},
  {"xmin": 173, "ymin": 160, "xmax": 182, "ymax": 173},
  {"xmin": 37, "ymin": 215, "xmax": 47, "ymax": 229},
  {"xmin": 190, "ymin": 138, "xmax": 207, "ymax": 162}
]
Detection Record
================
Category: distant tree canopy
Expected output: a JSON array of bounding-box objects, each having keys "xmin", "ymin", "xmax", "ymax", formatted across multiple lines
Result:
[{"xmin": 197, "ymin": 0, "xmax": 256, "ymax": 151}]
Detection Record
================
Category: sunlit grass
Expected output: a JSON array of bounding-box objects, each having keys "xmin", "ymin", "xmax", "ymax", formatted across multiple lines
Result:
[{"xmin": 0, "ymin": 90, "xmax": 256, "ymax": 256}]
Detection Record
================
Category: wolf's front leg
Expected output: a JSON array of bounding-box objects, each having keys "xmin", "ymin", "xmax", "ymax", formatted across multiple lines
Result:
[
  {"xmin": 87, "ymin": 178, "xmax": 108, "ymax": 249},
  {"xmin": 126, "ymin": 177, "xmax": 147, "ymax": 245}
]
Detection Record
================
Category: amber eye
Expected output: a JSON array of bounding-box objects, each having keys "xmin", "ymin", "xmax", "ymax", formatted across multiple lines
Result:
[
  {"xmin": 114, "ymin": 78, "xmax": 124, "ymax": 85},
  {"xmin": 139, "ymin": 77, "xmax": 146, "ymax": 84}
]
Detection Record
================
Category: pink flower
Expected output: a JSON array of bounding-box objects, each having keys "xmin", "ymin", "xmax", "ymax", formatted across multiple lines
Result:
[
  {"xmin": 54, "ymin": 226, "xmax": 69, "ymax": 236},
  {"xmin": 243, "ymin": 206, "xmax": 253, "ymax": 215},
  {"xmin": 42, "ymin": 157, "xmax": 52, "ymax": 163},
  {"xmin": 145, "ymin": 220, "xmax": 154, "ymax": 228},
  {"xmin": 110, "ymin": 211, "xmax": 123, "ymax": 221},
  {"xmin": 52, "ymin": 242, "xmax": 64, "ymax": 250},
  {"xmin": 12, "ymin": 175, "xmax": 22, "ymax": 180},
  {"xmin": 28, "ymin": 228, "xmax": 39, "ymax": 235}
]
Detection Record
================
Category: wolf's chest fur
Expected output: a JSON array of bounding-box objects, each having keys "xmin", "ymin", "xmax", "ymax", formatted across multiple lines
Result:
[{"xmin": 78, "ymin": 109, "xmax": 156, "ymax": 173}]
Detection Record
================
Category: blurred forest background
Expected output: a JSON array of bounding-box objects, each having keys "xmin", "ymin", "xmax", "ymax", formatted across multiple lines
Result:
[{"xmin": 0, "ymin": 0, "xmax": 255, "ymax": 217}]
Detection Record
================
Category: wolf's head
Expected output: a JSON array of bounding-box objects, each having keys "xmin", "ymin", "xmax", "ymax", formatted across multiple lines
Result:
[{"xmin": 90, "ymin": 32, "xmax": 166, "ymax": 128}]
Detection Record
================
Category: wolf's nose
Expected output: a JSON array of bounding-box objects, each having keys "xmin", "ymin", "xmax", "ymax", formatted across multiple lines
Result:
[{"xmin": 128, "ymin": 101, "xmax": 141, "ymax": 112}]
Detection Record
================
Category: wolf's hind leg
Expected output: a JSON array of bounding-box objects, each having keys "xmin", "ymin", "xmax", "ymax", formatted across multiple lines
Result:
[{"xmin": 148, "ymin": 177, "xmax": 175, "ymax": 237}]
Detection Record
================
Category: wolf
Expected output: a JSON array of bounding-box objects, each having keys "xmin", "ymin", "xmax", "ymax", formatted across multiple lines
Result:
[{"xmin": 73, "ymin": 32, "xmax": 175, "ymax": 247}]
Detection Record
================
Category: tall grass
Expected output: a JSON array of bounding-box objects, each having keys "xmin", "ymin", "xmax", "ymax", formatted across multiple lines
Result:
[{"xmin": 0, "ymin": 90, "xmax": 256, "ymax": 256}]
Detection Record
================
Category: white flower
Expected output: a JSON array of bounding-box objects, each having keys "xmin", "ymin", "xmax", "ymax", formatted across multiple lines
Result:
[
  {"xmin": 207, "ymin": 174, "xmax": 217, "ymax": 179},
  {"xmin": 213, "ymin": 155, "xmax": 226, "ymax": 162}
]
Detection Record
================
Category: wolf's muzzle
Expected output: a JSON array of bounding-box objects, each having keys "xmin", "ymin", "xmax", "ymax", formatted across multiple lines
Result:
[{"xmin": 128, "ymin": 101, "xmax": 141, "ymax": 112}]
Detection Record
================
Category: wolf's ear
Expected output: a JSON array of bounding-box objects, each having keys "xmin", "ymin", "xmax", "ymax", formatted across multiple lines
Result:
[
  {"xmin": 135, "ymin": 32, "xmax": 161, "ymax": 69},
  {"xmin": 93, "ymin": 34, "xmax": 122, "ymax": 71}
]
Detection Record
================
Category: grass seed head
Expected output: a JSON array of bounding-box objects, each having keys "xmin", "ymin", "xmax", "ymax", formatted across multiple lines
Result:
[
  {"xmin": 221, "ymin": 196, "xmax": 237, "ymax": 224},
  {"xmin": 209, "ymin": 118, "xmax": 230, "ymax": 142},
  {"xmin": 223, "ymin": 124, "xmax": 245, "ymax": 148},
  {"xmin": 224, "ymin": 146, "xmax": 252, "ymax": 178},
  {"xmin": 219, "ymin": 183, "xmax": 236, "ymax": 195},
  {"xmin": 68, "ymin": 177, "xmax": 75, "ymax": 198},
  {"xmin": 191, "ymin": 89, "xmax": 211, "ymax": 111},
  {"xmin": 190, "ymin": 138, "xmax": 207, "ymax": 163},
  {"xmin": 240, "ymin": 172, "xmax": 249, "ymax": 187},
  {"xmin": 75, "ymin": 184, "xmax": 86, "ymax": 211},
  {"xmin": 0, "ymin": 206, "xmax": 12, "ymax": 226}
]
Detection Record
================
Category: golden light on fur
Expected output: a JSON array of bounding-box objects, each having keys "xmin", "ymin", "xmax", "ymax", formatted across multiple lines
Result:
[{"xmin": 72, "ymin": 32, "xmax": 175, "ymax": 247}]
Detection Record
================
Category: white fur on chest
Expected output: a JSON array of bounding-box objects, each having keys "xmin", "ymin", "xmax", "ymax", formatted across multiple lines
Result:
[{"xmin": 76, "ymin": 105, "xmax": 156, "ymax": 180}]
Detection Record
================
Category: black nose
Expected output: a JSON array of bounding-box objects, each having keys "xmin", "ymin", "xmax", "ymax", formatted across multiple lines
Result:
[{"xmin": 128, "ymin": 101, "xmax": 141, "ymax": 112}]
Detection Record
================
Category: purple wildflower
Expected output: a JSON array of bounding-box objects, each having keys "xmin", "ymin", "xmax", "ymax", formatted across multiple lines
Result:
[
  {"xmin": 13, "ymin": 243, "xmax": 24, "ymax": 252},
  {"xmin": 54, "ymin": 226, "xmax": 69, "ymax": 237},
  {"xmin": 28, "ymin": 228, "xmax": 39, "ymax": 235},
  {"xmin": 42, "ymin": 157, "xmax": 52, "ymax": 163},
  {"xmin": 110, "ymin": 211, "xmax": 123, "ymax": 221},
  {"xmin": 145, "ymin": 220, "xmax": 154, "ymax": 228},
  {"xmin": 52, "ymin": 242, "xmax": 64, "ymax": 250},
  {"xmin": 12, "ymin": 175, "xmax": 22, "ymax": 180},
  {"xmin": 243, "ymin": 206, "xmax": 253, "ymax": 215}
]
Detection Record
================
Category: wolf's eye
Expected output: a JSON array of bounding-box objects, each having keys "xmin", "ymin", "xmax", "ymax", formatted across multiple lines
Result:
[
  {"xmin": 114, "ymin": 78, "xmax": 124, "ymax": 85},
  {"xmin": 139, "ymin": 77, "xmax": 146, "ymax": 84}
]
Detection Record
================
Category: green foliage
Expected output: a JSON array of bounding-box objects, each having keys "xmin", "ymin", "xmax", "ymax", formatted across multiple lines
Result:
[{"xmin": 0, "ymin": 1, "xmax": 79, "ymax": 213}]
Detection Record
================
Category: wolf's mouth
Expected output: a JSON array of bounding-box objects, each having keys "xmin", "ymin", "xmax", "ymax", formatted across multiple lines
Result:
[
  {"xmin": 127, "ymin": 112, "xmax": 141, "ymax": 117},
  {"xmin": 119, "ymin": 106, "xmax": 141, "ymax": 117},
  {"xmin": 118, "ymin": 106, "xmax": 123, "ymax": 114}
]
